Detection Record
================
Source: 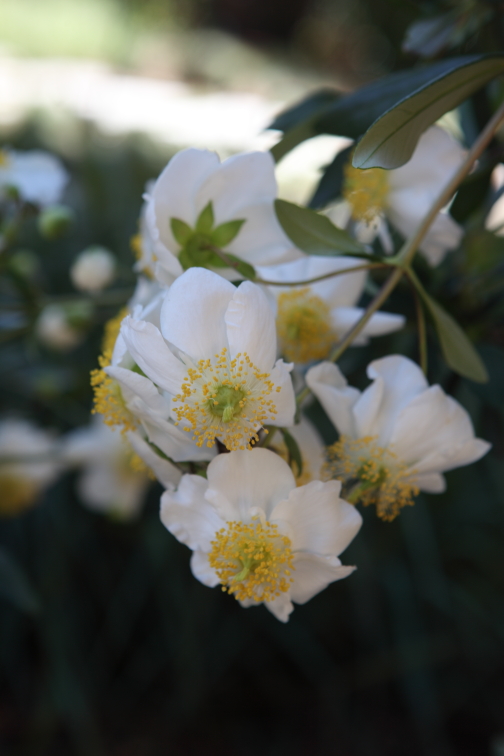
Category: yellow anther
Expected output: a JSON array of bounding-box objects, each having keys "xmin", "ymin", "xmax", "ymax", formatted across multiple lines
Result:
[
  {"xmin": 277, "ymin": 288, "xmax": 335, "ymax": 363},
  {"xmin": 342, "ymin": 158, "xmax": 389, "ymax": 223}
]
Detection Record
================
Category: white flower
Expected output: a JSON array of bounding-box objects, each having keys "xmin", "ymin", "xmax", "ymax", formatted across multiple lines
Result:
[
  {"xmin": 146, "ymin": 148, "xmax": 301, "ymax": 280},
  {"xmin": 120, "ymin": 267, "xmax": 296, "ymax": 451},
  {"xmin": 130, "ymin": 182, "xmax": 178, "ymax": 286},
  {"xmin": 92, "ymin": 292, "xmax": 214, "ymax": 465},
  {"xmin": 335, "ymin": 126, "xmax": 465, "ymax": 266},
  {"xmin": 0, "ymin": 148, "xmax": 68, "ymax": 206},
  {"xmin": 0, "ymin": 419, "xmax": 62, "ymax": 516},
  {"xmin": 161, "ymin": 448, "xmax": 362, "ymax": 622},
  {"xmin": 70, "ymin": 246, "xmax": 116, "ymax": 293},
  {"xmin": 64, "ymin": 416, "xmax": 180, "ymax": 519},
  {"xmin": 257, "ymin": 255, "xmax": 405, "ymax": 363},
  {"xmin": 36, "ymin": 305, "xmax": 82, "ymax": 351},
  {"xmin": 306, "ymin": 355, "xmax": 491, "ymax": 520}
]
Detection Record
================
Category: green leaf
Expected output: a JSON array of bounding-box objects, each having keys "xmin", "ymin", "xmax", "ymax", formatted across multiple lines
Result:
[
  {"xmin": 274, "ymin": 199, "xmax": 369, "ymax": 257},
  {"xmin": 268, "ymin": 88, "xmax": 340, "ymax": 132},
  {"xmin": 409, "ymin": 270, "xmax": 488, "ymax": 382},
  {"xmin": 271, "ymin": 122, "xmax": 319, "ymax": 164},
  {"xmin": 170, "ymin": 217, "xmax": 193, "ymax": 246},
  {"xmin": 0, "ymin": 548, "xmax": 39, "ymax": 614},
  {"xmin": 211, "ymin": 219, "xmax": 246, "ymax": 247},
  {"xmin": 353, "ymin": 54, "xmax": 504, "ymax": 170},
  {"xmin": 308, "ymin": 145, "xmax": 353, "ymax": 209},
  {"xmin": 280, "ymin": 428, "xmax": 303, "ymax": 477},
  {"xmin": 195, "ymin": 201, "xmax": 214, "ymax": 233}
]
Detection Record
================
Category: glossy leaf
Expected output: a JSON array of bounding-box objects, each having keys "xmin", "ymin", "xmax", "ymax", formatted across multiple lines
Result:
[
  {"xmin": 308, "ymin": 145, "xmax": 353, "ymax": 209},
  {"xmin": 409, "ymin": 270, "xmax": 488, "ymax": 382},
  {"xmin": 274, "ymin": 199, "xmax": 368, "ymax": 257},
  {"xmin": 268, "ymin": 89, "xmax": 340, "ymax": 132},
  {"xmin": 353, "ymin": 54, "xmax": 504, "ymax": 170}
]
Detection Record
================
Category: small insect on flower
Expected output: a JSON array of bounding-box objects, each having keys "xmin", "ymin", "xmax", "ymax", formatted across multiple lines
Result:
[{"xmin": 160, "ymin": 448, "xmax": 362, "ymax": 622}]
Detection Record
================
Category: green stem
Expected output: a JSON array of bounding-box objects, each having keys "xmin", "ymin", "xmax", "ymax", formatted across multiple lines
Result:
[{"xmin": 409, "ymin": 271, "xmax": 428, "ymax": 375}]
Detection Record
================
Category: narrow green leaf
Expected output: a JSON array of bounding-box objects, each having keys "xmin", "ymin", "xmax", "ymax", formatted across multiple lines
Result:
[
  {"xmin": 170, "ymin": 217, "xmax": 193, "ymax": 246},
  {"xmin": 409, "ymin": 270, "xmax": 488, "ymax": 382},
  {"xmin": 195, "ymin": 201, "xmax": 214, "ymax": 233},
  {"xmin": 0, "ymin": 548, "xmax": 39, "ymax": 614},
  {"xmin": 275, "ymin": 199, "xmax": 369, "ymax": 257},
  {"xmin": 353, "ymin": 54, "xmax": 504, "ymax": 169},
  {"xmin": 271, "ymin": 122, "xmax": 317, "ymax": 164},
  {"xmin": 211, "ymin": 219, "xmax": 245, "ymax": 247},
  {"xmin": 280, "ymin": 428, "xmax": 303, "ymax": 477},
  {"xmin": 268, "ymin": 89, "xmax": 340, "ymax": 132}
]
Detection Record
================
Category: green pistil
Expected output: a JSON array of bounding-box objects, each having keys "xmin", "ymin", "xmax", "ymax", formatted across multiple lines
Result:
[{"xmin": 207, "ymin": 384, "xmax": 246, "ymax": 422}]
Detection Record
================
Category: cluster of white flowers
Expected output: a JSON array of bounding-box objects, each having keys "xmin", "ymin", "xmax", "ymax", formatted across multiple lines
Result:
[
  {"xmin": 0, "ymin": 133, "xmax": 490, "ymax": 623},
  {"xmin": 83, "ymin": 133, "xmax": 489, "ymax": 622}
]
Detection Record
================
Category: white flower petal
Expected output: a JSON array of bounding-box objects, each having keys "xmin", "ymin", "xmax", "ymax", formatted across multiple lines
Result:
[
  {"xmin": 120, "ymin": 317, "xmax": 186, "ymax": 395},
  {"xmin": 105, "ymin": 365, "xmax": 171, "ymax": 420},
  {"xmin": 331, "ymin": 307, "xmax": 405, "ymax": 345},
  {"xmin": 126, "ymin": 431, "xmax": 181, "ymax": 489},
  {"xmin": 225, "ymin": 281, "xmax": 277, "ymax": 371},
  {"xmin": 354, "ymin": 355, "xmax": 428, "ymax": 443},
  {"xmin": 305, "ymin": 361, "xmax": 360, "ymax": 437},
  {"xmin": 205, "ymin": 449, "xmax": 296, "ymax": 522},
  {"xmin": 142, "ymin": 417, "xmax": 216, "ymax": 463},
  {"xmin": 160, "ymin": 267, "xmax": 235, "ymax": 360},
  {"xmin": 152, "ymin": 148, "xmax": 220, "ymax": 251},
  {"xmin": 415, "ymin": 472, "xmax": 446, "ymax": 493},
  {"xmin": 265, "ymin": 594, "xmax": 294, "ymax": 623},
  {"xmin": 268, "ymin": 359, "xmax": 296, "ymax": 427},
  {"xmin": 190, "ymin": 550, "xmax": 220, "ymax": 588},
  {"xmin": 160, "ymin": 475, "xmax": 224, "ymax": 552},
  {"xmin": 290, "ymin": 553, "xmax": 356, "ymax": 604},
  {"xmin": 271, "ymin": 480, "xmax": 362, "ymax": 556}
]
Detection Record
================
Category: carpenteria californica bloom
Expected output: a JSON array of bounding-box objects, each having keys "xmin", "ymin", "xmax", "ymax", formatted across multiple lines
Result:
[
  {"xmin": 257, "ymin": 256, "xmax": 405, "ymax": 363},
  {"xmin": 92, "ymin": 289, "xmax": 215, "ymax": 466},
  {"xmin": 0, "ymin": 419, "xmax": 62, "ymax": 516},
  {"xmin": 0, "ymin": 148, "xmax": 68, "ymax": 206},
  {"xmin": 146, "ymin": 148, "xmax": 300, "ymax": 280},
  {"xmin": 337, "ymin": 126, "xmax": 465, "ymax": 266},
  {"xmin": 306, "ymin": 355, "xmax": 491, "ymax": 521},
  {"xmin": 161, "ymin": 448, "xmax": 362, "ymax": 622},
  {"xmin": 64, "ymin": 416, "xmax": 180, "ymax": 520},
  {"xmin": 120, "ymin": 267, "xmax": 296, "ymax": 451}
]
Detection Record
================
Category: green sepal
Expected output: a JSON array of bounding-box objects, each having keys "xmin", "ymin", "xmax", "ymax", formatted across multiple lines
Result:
[
  {"xmin": 195, "ymin": 202, "xmax": 215, "ymax": 234},
  {"xmin": 170, "ymin": 217, "xmax": 193, "ymax": 246},
  {"xmin": 211, "ymin": 219, "xmax": 246, "ymax": 247}
]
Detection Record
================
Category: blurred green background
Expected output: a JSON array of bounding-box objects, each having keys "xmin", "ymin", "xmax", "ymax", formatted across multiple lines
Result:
[{"xmin": 1, "ymin": 1, "xmax": 504, "ymax": 755}]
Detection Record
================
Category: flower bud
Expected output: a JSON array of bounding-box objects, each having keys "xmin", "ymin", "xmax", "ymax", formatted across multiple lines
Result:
[
  {"xmin": 38, "ymin": 204, "xmax": 74, "ymax": 239},
  {"xmin": 36, "ymin": 304, "xmax": 83, "ymax": 351},
  {"xmin": 70, "ymin": 246, "xmax": 116, "ymax": 293}
]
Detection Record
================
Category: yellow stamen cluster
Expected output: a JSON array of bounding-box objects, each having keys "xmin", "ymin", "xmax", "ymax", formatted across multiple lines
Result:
[
  {"xmin": 322, "ymin": 435, "xmax": 419, "ymax": 521},
  {"xmin": 343, "ymin": 160, "xmax": 389, "ymax": 223},
  {"xmin": 209, "ymin": 518, "xmax": 294, "ymax": 603},
  {"xmin": 0, "ymin": 474, "xmax": 39, "ymax": 517},
  {"xmin": 277, "ymin": 288, "xmax": 335, "ymax": 363},
  {"xmin": 173, "ymin": 348, "xmax": 281, "ymax": 451},
  {"xmin": 90, "ymin": 308, "xmax": 137, "ymax": 433}
]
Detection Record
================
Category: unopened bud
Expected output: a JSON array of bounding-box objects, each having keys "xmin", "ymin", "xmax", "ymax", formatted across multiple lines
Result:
[
  {"xmin": 38, "ymin": 204, "xmax": 75, "ymax": 239},
  {"xmin": 70, "ymin": 246, "xmax": 116, "ymax": 293},
  {"xmin": 36, "ymin": 304, "xmax": 83, "ymax": 351}
]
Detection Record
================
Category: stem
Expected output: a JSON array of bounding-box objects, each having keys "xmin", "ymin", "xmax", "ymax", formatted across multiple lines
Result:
[
  {"xmin": 255, "ymin": 263, "xmax": 387, "ymax": 287},
  {"xmin": 295, "ymin": 100, "xmax": 504, "ymax": 408},
  {"xmin": 409, "ymin": 272, "xmax": 428, "ymax": 375}
]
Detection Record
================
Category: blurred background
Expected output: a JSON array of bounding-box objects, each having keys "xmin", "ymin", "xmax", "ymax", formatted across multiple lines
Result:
[{"xmin": 1, "ymin": 1, "xmax": 504, "ymax": 755}]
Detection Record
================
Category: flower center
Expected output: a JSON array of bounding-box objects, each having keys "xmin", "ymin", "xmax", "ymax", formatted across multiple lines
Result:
[
  {"xmin": 276, "ymin": 288, "xmax": 335, "ymax": 363},
  {"xmin": 209, "ymin": 518, "xmax": 294, "ymax": 603},
  {"xmin": 173, "ymin": 348, "xmax": 281, "ymax": 451},
  {"xmin": 0, "ymin": 474, "xmax": 38, "ymax": 516},
  {"xmin": 91, "ymin": 308, "xmax": 137, "ymax": 433},
  {"xmin": 322, "ymin": 435, "xmax": 419, "ymax": 521},
  {"xmin": 342, "ymin": 160, "xmax": 389, "ymax": 223}
]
